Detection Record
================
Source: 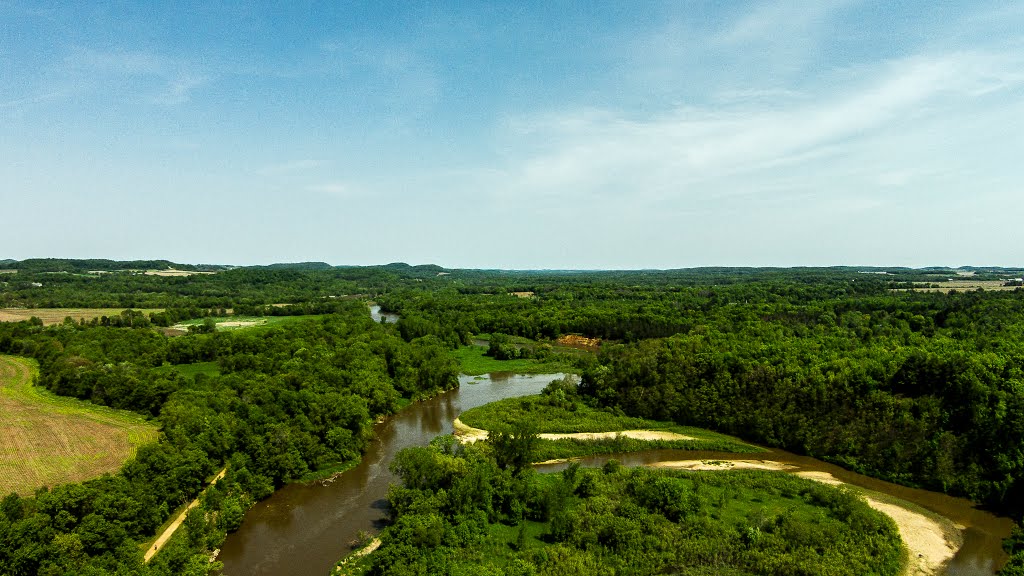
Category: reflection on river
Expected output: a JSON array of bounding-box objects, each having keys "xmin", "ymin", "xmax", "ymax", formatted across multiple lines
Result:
[
  {"xmin": 368, "ymin": 304, "xmax": 398, "ymax": 324},
  {"xmin": 219, "ymin": 372, "xmax": 1012, "ymax": 576}
]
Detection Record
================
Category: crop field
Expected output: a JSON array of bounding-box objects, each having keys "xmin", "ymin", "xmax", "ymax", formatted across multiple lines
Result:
[
  {"xmin": 0, "ymin": 308, "xmax": 164, "ymax": 325},
  {"xmin": 894, "ymin": 279, "xmax": 1022, "ymax": 293},
  {"xmin": 0, "ymin": 355, "xmax": 159, "ymax": 495}
]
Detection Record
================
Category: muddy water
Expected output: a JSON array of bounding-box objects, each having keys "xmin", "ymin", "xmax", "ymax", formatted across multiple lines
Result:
[
  {"xmin": 536, "ymin": 450, "xmax": 1014, "ymax": 575},
  {"xmin": 219, "ymin": 370, "xmax": 1013, "ymax": 576},
  {"xmin": 368, "ymin": 305, "xmax": 398, "ymax": 324},
  {"xmin": 217, "ymin": 373, "xmax": 564, "ymax": 576}
]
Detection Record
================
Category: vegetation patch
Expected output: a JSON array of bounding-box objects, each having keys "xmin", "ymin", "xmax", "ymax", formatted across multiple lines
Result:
[
  {"xmin": 458, "ymin": 382, "xmax": 759, "ymax": 459},
  {"xmin": 451, "ymin": 344, "xmax": 576, "ymax": 375},
  {"xmin": 172, "ymin": 314, "xmax": 325, "ymax": 333},
  {"xmin": 362, "ymin": 441, "xmax": 904, "ymax": 576},
  {"xmin": 0, "ymin": 355, "xmax": 158, "ymax": 495},
  {"xmin": 153, "ymin": 361, "xmax": 221, "ymax": 379},
  {"xmin": 532, "ymin": 434, "xmax": 759, "ymax": 461}
]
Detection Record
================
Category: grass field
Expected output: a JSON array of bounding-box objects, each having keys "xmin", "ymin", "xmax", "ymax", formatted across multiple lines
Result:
[
  {"xmin": 0, "ymin": 308, "xmax": 164, "ymax": 325},
  {"xmin": 0, "ymin": 355, "xmax": 159, "ymax": 495},
  {"xmin": 452, "ymin": 344, "xmax": 577, "ymax": 376},
  {"xmin": 172, "ymin": 314, "xmax": 325, "ymax": 332},
  {"xmin": 459, "ymin": 394, "xmax": 759, "ymax": 459}
]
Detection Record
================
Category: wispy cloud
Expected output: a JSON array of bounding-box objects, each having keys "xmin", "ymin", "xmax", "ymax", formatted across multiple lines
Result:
[
  {"xmin": 154, "ymin": 74, "xmax": 208, "ymax": 105},
  {"xmin": 257, "ymin": 159, "xmax": 323, "ymax": 176},
  {"xmin": 475, "ymin": 47, "xmax": 1024, "ymax": 217},
  {"xmin": 64, "ymin": 47, "xmax": 208, "ymax": 105},
  {"xmin": 307, "ymin": 182, "xmax": 359, "ymax": 198},
  {"xmin": 0, "ymin": 91, "xmax": 65, "ymax": 109}
]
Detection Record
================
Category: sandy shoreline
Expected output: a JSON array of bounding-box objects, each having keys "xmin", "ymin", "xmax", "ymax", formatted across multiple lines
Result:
[
  {"xmin": 451, "ymin": 418, "xmax": 962, "ymax": 576},
  {"xmin": 651, "ymin": 459, "xmax": 795, "ymax": 471},
  {"xmin": 452, "ymin": 418, "xmax": 695, "ymax": 444},
  {"xmin": 794, "ymin": 471, "xmax": 960, "ymax": 576}
]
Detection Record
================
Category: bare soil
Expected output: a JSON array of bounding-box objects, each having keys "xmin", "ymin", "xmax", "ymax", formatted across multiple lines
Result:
[
  {"xmin": 556, "ymin": 334, "xmax": 601, "ymax": 349},
  {"xmin": 0, "ymin": 356, "xmax": 157, "ymax": 495},
  {"xmin": 0, "ymin": 308, "xmax": 163, "ymax": 326}
]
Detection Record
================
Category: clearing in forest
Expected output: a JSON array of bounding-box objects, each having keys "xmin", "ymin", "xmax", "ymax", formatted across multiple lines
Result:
[
  {"xmin": 0, "ymin": 355, "xmax": 158, "ymax": 495},
  {"xmin": 0, "ymin": 308, "xmax": 163, "ymax": 325}
]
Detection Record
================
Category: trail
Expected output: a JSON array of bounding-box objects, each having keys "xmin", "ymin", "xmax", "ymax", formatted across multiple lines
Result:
[{"xmin": 144, "ymin": 468, "xmax": 227, "ymax": 563}]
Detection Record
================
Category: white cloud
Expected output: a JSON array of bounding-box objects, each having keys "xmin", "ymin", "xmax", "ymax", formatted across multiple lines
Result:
[
  {"xmin": 480, "ymin": 48, "xmax": 1024, "ymax": 215},
  {"xmin": 0, "ymin": 91, "xmax": 64, "ymax": 109},
  {"xmin": 154, "ymin": 74, "xmax": 208, "ymax": 105},
  {"xmin": 67, "ymin": 47, "xmax": 167, "ymax": 75},
  {"xmin": 64, "ymin": 47, "xmax": 208, "ymax": 105}
]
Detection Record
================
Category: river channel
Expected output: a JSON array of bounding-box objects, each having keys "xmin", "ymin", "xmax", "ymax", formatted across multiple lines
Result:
[
  {"xmin": 219, "ymin": 372, "xmax": 1013, "ymax": 576},
  {"xmin": 218, "ymin": 372, "xmax": 563, "ymax": 575}
]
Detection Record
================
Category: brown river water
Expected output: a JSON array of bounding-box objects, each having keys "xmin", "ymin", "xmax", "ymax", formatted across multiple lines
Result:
[
  {"xmin": 218, "ymin": 373, "xmax": 562, "ymax": 576},
  {"xmin": 218, "ymin": 372, "xmax": 1014, "ymax": 576}
]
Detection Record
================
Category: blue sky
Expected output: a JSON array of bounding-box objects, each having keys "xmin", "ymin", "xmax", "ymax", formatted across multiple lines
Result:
[{"xmin": 2, "ymin": 1, "xmax": 1022, "ymax": 269}]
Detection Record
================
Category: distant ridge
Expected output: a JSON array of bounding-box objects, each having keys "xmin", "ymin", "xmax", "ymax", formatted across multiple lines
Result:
[
  {"xmin": 250, "ymin": 262, "xmax": 333, "ymax": 271},
  {"xmin": 6, "ymin": 258, "xmax": 227, "ymax": 273}
]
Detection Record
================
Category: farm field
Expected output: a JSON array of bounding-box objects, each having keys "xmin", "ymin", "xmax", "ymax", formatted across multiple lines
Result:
[
  {"xmin": 171, "ymin": 314, "xmax": 327, "ymax": 332},
  {"xmin": 0, "ymin": 355, "xmax": 158, "ymax": 495},
  {"xmin": 894, "ymin": 279, "xmax": 1022, "ymax": 293},
  {"xmin": 0, "ymin": 307, "xmax": 164, "ymax": 325}
]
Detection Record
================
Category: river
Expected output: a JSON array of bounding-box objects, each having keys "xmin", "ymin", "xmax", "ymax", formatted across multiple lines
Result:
[
  {"xmin": 218, "ymin": 372, "xmax": 1013, "ymax": 576},
  {"xmin": 218, "ymin": 373, "xmax": 563, "ymax": 576},
  {"xmin": 368, "ymin": 304, "xmax": 398, "ymax": 324}
]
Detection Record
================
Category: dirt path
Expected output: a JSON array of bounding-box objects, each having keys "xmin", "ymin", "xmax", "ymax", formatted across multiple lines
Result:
[
  {"xmin": 144, "ymin": 468, "xmax": 227, "ymax": 563},
  {"xmin": 452, "ymin": 418, "xmax": 695, "ymax": 444}
]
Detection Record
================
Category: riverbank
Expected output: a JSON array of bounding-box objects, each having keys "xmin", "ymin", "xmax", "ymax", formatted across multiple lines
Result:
[
  {"xmin": 592, "ymin": 458, "xmax": 963, "ymax": 576},
  {"xmin": 795, "ymin": 471, "xmax": 962, "ymax": 576},
  {"xmin": 218, "ymin": 373, "xmax": 564, "ymax": 576},
  {"xmin": 453, "ymin": 417, "xmax": 696, "ymax": 443},
  {"xmin": 458, "ymin": 418, "xmax": 966, "ymax": 576}
]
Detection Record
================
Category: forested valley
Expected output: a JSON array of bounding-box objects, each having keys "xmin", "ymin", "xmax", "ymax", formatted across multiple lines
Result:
[{"xmin": 1, "ymin": 259, "xmax": 1023, "ymax": 574}]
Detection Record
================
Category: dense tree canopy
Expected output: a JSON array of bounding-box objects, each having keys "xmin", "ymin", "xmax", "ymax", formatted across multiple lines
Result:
[{"xmin": 2, "ymin": 261, "xmax": 1024, "ymax": 573}]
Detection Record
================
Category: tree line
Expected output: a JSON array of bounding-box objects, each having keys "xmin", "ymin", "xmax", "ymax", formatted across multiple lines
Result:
[{"xmin": 0, "ymin": 301, "xmax": 458, "ymax": 575}]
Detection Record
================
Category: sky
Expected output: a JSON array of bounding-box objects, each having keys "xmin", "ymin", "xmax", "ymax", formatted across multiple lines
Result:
[{"xmin": 2, "ymin": 1, "xmax": 1022, "ymax": 269}]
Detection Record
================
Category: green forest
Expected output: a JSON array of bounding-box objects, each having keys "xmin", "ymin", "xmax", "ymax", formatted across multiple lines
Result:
[
  {"xmin": 360, "ymin": 438, "xmax": 903, "ymax": 576},
  {"xmin": 1, "ymin": 259, "xmax": 1023, "ymax": 574}
]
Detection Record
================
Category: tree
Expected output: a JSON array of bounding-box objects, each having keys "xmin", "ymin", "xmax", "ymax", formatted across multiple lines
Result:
[{"xmin": 488, "ymin": 420, "xmax": 538, "ymax": 474}]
